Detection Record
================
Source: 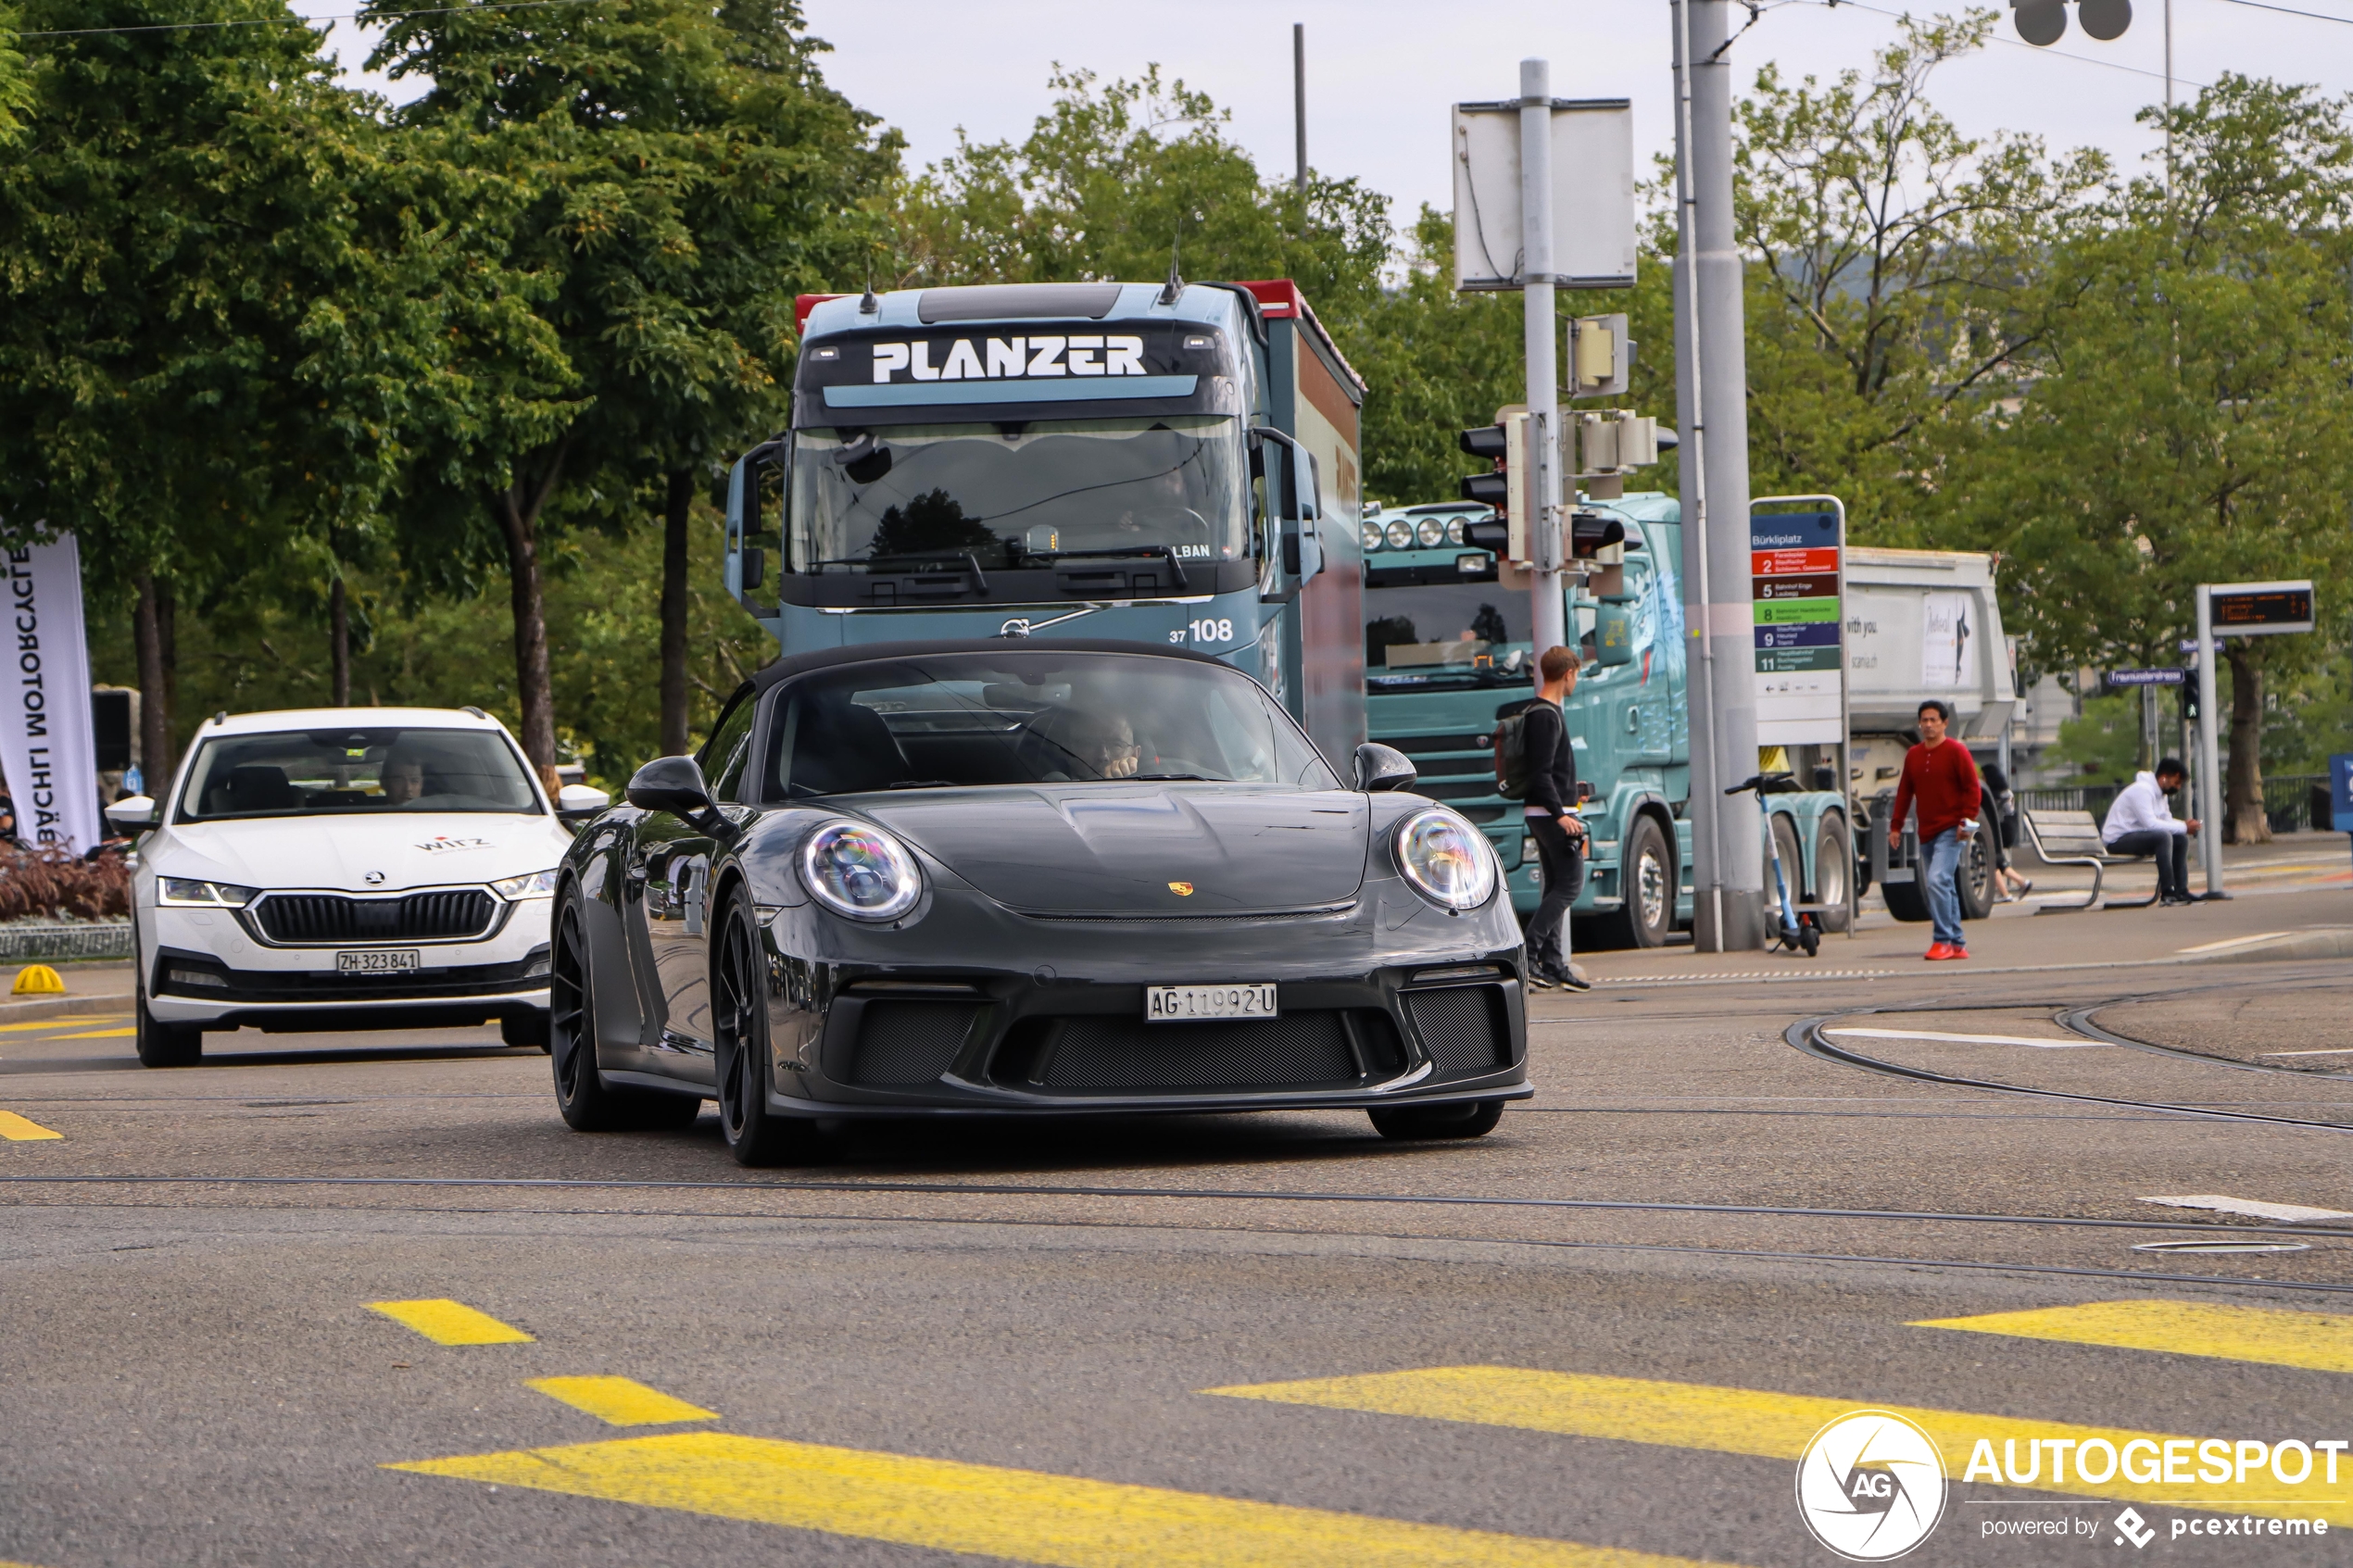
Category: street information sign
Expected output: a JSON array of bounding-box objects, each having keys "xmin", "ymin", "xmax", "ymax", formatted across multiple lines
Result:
[
  {"xmin": 1750, "ymin": 508, "xmax": 1844, "ymax": 745},
  {"xmin": 2209, "ymin": 582, "xmax": 2314, "ymax": 635},
  {"xmin": 2108, "ymin": 668, "xmax": 2184, "ymax": 687}
]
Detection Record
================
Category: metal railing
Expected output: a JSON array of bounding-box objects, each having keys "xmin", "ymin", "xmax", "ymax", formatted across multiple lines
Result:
[{"xmin": 2019, "ymin": 774, "xmax": 2334, "ymax": 834}]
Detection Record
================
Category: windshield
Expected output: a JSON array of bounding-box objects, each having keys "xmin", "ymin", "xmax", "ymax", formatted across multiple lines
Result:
[
  {"xmin": 788, "ymin": 417, "xmax": 1249, "ymax": 572},
  {"xmin": 1365, "ymin": 560, "xmax": 1552, "ymax": 687},
  {"xmin": 767, "ymin": 651, "xmax": 1337, "ymax": 797},
  {"xmin": 175, "ymin": 728, "xmax": 541, "ymax": 822}
]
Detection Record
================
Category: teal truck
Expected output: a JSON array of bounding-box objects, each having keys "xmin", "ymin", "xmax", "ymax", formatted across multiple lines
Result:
[
  {"xmin": 1362, "ymin": 492, "xmax": 1854, "ymax": 947},
  {"xmin": 722, "ymin": 279, "xmax": 1367, "ymax": 761}
]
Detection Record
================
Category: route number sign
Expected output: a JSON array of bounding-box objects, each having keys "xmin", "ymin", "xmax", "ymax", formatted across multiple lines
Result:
[
  {"xmin": 1750, "ymin": 508, "xmax": 1845, "ymax": 746},
  {"xmin": 2208, "ymin": 582, "xmax": 2314, "ymax": 636}
]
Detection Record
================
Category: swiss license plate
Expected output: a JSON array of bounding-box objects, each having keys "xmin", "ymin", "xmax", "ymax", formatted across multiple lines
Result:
[
  {"xmin": 1147, "ymin": 983, "xmax": 1277, "ymax": 1022},
  {"xmin": 337, "ymin": 949, "xmax": 420, "ymax": 975}
]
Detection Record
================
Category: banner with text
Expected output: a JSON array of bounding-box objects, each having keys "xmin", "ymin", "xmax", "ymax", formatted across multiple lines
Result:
[
  {"xmin": 0, "ymin": 537, "xmax": 101, "ymax": 854},
  {"xmin": 1751, "ymin": 509, "xmax": 1845, "ymax": 745}
]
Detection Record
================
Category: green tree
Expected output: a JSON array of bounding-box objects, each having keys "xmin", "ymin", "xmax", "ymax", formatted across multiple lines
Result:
[
  {"xmin": 1958, "ymin": 76, "xmax": 2353, "ymax": 840},
  {"xmin": 366, "ymin": 0, "xmax": 895, "ymax": 771}
]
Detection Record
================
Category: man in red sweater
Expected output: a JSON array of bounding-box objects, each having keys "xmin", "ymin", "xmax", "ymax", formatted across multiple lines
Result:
[{"xmin": 1888, "ymin": 698, "xmax": 1982, "ymax": 960}]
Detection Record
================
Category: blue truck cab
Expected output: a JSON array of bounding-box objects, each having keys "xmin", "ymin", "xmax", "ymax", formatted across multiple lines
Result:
[
  {"xmin": 1365, "ymin": 492, "xmax": 1849, "ymax": 947},
  {"xmin": 724, "ymin": 280, "xmax": 1368, "ymax": 765}
]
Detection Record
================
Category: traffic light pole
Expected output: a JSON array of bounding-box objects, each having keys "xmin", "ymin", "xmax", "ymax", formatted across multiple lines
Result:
[
  {"xmin": 1519, "ymin": 58, "xmax": 1566, "ymax": 656},
  {"xmin": 1672, "ymin": 0, "xmax": 1766, "ymax": 950}
]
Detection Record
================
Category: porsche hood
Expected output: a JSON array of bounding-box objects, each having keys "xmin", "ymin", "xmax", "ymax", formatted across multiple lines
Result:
[{"xmin": 858, "ymin": 785, "xmax": 1369, "ymax": 916}]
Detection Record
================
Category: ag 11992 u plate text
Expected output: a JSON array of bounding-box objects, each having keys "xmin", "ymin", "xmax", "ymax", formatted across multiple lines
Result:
[{"xmin": 1147, "ymin": 983, "xmax": 1277, "ymax": 1022}]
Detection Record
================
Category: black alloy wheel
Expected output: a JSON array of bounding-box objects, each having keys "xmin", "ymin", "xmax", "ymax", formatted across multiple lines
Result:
[
  {"xmin": 549, "ymin": 890, "xmax": 699, "ymax": 1133},
  {"xmin": 1368, "ymin": 1099, "xmax": 1506, "ymax": 1141},
  {"xmin": 713, "ymin": 884, "xmax": 821, "ymax": 1167}
]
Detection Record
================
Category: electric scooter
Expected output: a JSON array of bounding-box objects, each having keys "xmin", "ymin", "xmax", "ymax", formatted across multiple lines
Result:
[{"xmin": 1725, "ymin": 772, "xmax": 1819, "ymax": 957}]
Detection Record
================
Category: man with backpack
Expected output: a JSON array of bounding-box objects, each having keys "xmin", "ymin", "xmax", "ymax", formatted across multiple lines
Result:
[{"xmin": 1499, "ymin": 646, "xmax": 1588, "ymax": 991}]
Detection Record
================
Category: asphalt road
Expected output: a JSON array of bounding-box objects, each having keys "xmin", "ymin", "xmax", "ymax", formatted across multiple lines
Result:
[{"xmin": 6, "ymin": 884, "xmax": 2352, "ymax": 1567}]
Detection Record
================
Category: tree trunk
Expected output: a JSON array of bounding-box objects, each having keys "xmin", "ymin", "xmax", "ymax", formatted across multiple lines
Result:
[
  {"xmin": 2223, "ymin": 642, "xmax": 2270, "ymax": 845},
  {"xmin": 132, "ymin": 571, "xmax": 175, "ymax": 789},
  {"xmin": 660, "ymin": 469, "xmax": 694, "ymax": 759},
  {"xmin": 498, "ymin": 444, "xmax": 570, "ymax": 797},
  {"xmin": 329, "ymin": 575, "xmax": 350, "ymax": 707}
]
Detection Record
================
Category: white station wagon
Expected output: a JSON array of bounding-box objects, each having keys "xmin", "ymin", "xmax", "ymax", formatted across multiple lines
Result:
[{"xmin": 107, "ymin": 707, "xmax": 607, "ymax": 1066}]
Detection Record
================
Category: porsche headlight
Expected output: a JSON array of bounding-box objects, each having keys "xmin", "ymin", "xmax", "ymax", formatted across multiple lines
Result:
[
  {"xmin": 800, "ymin": 821, "xmax": 922, "ymax": 922},
  {"xmin": 160, "ymin": 878, "xmax": 257, "ymax": 907},
  {"xmin": 490, "ymin": 868, "xmax": 560, "ymax": 900},
  {"xmin": 1394, "ymin": 809, "xmax": 1497, "ymax": 911}
]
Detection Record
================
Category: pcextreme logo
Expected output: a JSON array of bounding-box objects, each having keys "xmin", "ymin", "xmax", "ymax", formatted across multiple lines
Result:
[{"xmin": 1795, "ymin": 1410, "xmax": 1948, "ymax": 1561}]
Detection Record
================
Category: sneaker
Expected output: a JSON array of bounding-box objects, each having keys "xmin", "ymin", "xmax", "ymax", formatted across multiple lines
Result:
[
  {"xmin": 1928, "ymin": 943, "xmax": 1969, "ymax": 960},
  {"xmin": 1923, "ymin": 942, "xmax": 1953, "ymax": 960},
  {"xmin": 2160, "ymin": 895, "xmax": 2196, "ymax": 907},
  {"xmin": 1525, "ymin": 969, "xmax": 1559, "ymax": 990},
  {"xmin": 1557, "ymin": 964, "xmax": 1592, "ymax": 993}
]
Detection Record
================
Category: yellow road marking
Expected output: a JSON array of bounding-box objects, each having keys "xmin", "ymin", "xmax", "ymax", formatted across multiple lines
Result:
[
  {"xmin": 1915, "ymin": 1299, "xmax": 2353, "ymax": 1375},
  {"xmin": 0, "ymin": 1110, "xmax": 62, "ymax": 1140},
  {"xmin": 1206, "ymin": 1366, "xmax": 2353, "ymax": 1525},
  {"xmin": 51, "ymin": 1027, "xmax": 134, "ymax": 1039},
  {"xmin": 527, "ymin": 1376, "xmax": 716, "ymax": 1426},
  {"xmin": 388, "ymin": 1431, "xmax": 1734, "ymax": 1568},
  {"xmin": 0, "ymin": 1015, "xmax": 127, "ymax": 1032},
  {"xmin": 366, "ymin": 1298, "xmax": 535, "ymax": 1346}
]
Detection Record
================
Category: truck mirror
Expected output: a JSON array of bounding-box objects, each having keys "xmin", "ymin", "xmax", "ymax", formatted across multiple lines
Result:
[
  {"xmin": 1296, "ymin": 449, "xmax": 1322, "ymax": 522},
  {"xmin": 740, "ymin": 546, "xmax": 764, "ymax": 591},
  {"xmin": 1593, "ymin": 604, "xmax": 1634, "ymax": 667}
]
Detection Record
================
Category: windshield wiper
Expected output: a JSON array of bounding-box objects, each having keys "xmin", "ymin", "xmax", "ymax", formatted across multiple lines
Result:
[{"xmin": 885, "ymin": 780, "xmax": 958, "ymax": 790}]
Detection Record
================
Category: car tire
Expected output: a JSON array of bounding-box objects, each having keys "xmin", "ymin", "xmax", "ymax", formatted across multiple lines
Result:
[
  {"xmin": 135, "ymin": 991, "xmax": 203, "ymax": 1068},
  {"xmin": 501, "ymin": 1011, "xmax": 551, "ymax": 1051},
  {"xmin": 713, "ymin": 884, "xmax": 825, "ymax": 1168},
  {"xmin": 1367, "ymin": 1099, "xmax": 1505, "ymax": 1141},
  {"xmin": 549, "ymin": 890, "xmax": 700, "ymax": 1133},
  {"xmin": 1606, "ymin": 814, "xmax": 1674, "ymax": 948},
  {"xmin": 1812, "ymin": 810, "xmax": 1852, "ymax": 933}
]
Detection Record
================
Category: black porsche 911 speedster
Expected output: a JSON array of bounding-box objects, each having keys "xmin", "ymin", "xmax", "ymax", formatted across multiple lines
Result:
[{"xmin": 549, "ymin": 639, "xmax": 1529, "ymax": 1163}]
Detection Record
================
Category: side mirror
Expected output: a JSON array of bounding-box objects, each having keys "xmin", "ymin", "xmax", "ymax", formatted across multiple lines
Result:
[
  {"xmin": 625, "ymin": 756, "xmax": 714, "ymax": 819},
  {"xmin": 556, "ymin": 783, "xmax": 611, "ymax": 821},
  {"xmin": 1593, "ymin": 604, "xmax": 1634, "ymax": 668},
  {"xmin": 105, "ymin": 795, "xmax": 158, "ymax": 831},
  {"xmin": 1354, "ymin": 742, "xmax": 1418, "ymax": 794},
  {"xmin": 740, "ymin": 546, "xmax": 764, "ymax": 591}
]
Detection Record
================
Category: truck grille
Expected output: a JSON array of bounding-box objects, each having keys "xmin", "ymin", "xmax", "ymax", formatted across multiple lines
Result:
[{"xmin": 252, "ymin": 890, "xmax": 497, "ymax": 946}]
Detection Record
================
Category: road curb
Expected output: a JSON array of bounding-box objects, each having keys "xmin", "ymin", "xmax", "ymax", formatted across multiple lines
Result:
[{"xmin": 0, "ymin": 988, "xmax": 136, "ymax": 1022}]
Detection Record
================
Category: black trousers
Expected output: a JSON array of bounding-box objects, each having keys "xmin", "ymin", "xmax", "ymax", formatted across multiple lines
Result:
[
  {"xmin": 1527, "ymin": 813, "xmax": 1586, "ymax": 969},
  {"xmin": 2108, "ymin": 829, "xmax": 2190, "ymax": 900}
]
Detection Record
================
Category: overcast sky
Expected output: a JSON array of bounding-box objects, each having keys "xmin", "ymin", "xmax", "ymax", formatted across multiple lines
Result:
[{"xmin": 332, "ymin": 0, "xmax": 2353, "ymax": 227}]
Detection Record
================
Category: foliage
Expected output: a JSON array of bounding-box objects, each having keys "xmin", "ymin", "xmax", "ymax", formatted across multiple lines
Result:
[
  {"xmin": 0, "ymin": 848, "xmax": 129, "ymax": 921},
  {"xmin": 2047, "ymin": 693, "xmax": 2145, "ymax": 784}
]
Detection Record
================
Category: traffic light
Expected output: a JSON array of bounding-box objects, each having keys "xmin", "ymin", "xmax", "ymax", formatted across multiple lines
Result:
[
  {"xmin": 2014, "ymin": 0, "xmax": 2129, "ymax": 44},
  {"xmin": 1458, "ymin": 411, "xmax": 1530, "ymax": 560},
  {"xmin": 1569, "ymin": 511, "xmax": 1626, "ymax": 559}
]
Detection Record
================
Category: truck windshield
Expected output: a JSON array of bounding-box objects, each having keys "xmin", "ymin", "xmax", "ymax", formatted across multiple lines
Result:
[
  {"xmin": 175, "ymin": 728, "xmax": 541, "ymax": 822},
  {"xmin": 1365, "ymin": 566, "xmax": 1556, "ymax": 688},
  {"xmin": 788, "ymin": 417, "xmax": 1248, "ymax": 572}
]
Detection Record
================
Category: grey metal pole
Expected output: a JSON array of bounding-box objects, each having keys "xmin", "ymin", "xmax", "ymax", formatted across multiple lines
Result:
[
  {"xmin": 1520, "ymin": 58, "xmax": 1566, "ymax": 656},
  {"xmin": 1293, "ymin": 24, "xmax": 1308, "ymax": 200},
  {"xmin": 1680, "ymin": 0, "xmax": 1765, "ymax": 950},
  {"xmin": 2196, "ymin": 585, "xmax": 2226, "ymax": 896},
  {"xmin": 1669, "ymin": 0, "xmax": 1724, "ymax": 950}
]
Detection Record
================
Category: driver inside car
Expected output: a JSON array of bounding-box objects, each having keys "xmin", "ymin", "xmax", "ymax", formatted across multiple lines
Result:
[{"xmin": 379, "ymin": 755, "xmax": 428, "ymax": 805}]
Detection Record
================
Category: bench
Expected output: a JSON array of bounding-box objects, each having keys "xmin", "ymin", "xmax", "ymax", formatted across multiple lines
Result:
[{"xmin": 2018, "ymin": 809, "xmax": 2158, "ymax": 912}]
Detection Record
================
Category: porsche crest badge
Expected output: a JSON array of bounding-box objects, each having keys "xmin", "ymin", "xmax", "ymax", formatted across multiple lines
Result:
[{"xmin": 1166, "ymin": 881, "xmax": 1194, "ymax": 897}]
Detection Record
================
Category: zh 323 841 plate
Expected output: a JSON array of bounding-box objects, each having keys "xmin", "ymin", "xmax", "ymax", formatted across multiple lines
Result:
[
  {"xmin": 1147, "ymin": 983, "xmax": 1277, "ymax": 1022},
  {"xmin": 337, "ymin": 949, "xmax": 421, "ymax": 974}
]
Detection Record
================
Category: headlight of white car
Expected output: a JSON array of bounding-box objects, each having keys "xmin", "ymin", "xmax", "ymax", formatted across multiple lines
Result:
[
  {"xmin": 800, "ymin": 821, "xmax": 922, "ymax": 922},
  {"xmin": 489, "ymin": 869, "xmax": 560, "ymax": 900},
  {"xmin": 1394, "ymin": 808, "xmax": 1498, "ymax": 911},
  {"xmin": 159, "ymin": 878, "xmax": 258, "ymax": 907}
]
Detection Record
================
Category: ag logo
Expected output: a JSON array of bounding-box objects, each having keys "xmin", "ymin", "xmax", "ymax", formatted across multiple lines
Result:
[{"xmin": 1794, "ymin": 1410, "xmax": 1946, "ymax": 1561}]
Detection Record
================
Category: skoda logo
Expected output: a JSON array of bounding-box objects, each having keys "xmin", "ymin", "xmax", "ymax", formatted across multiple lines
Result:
[
  {"xmin": 1794, "ymin": 1410, "xmax": 1946, "ymax": 1561},
  {"xmin": 363, "ymin": 871, "xmax": 386, "ymax": 885}
]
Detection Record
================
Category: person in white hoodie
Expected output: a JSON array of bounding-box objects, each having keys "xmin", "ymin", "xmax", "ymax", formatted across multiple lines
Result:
[{"xmin": 2101, "ymin": 757, "xmax": 2200, "ymax": 906}]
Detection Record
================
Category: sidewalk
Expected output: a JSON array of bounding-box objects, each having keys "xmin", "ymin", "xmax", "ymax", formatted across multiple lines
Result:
[{"xmin": 1575, "ymin": 834, "xmax": 2353, "ymax": 985}]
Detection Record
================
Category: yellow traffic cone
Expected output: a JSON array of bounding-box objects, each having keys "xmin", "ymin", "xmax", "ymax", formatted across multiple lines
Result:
[{"xmin": 12, "ymin": 964, "xmax": 66, "ymax": 996}]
